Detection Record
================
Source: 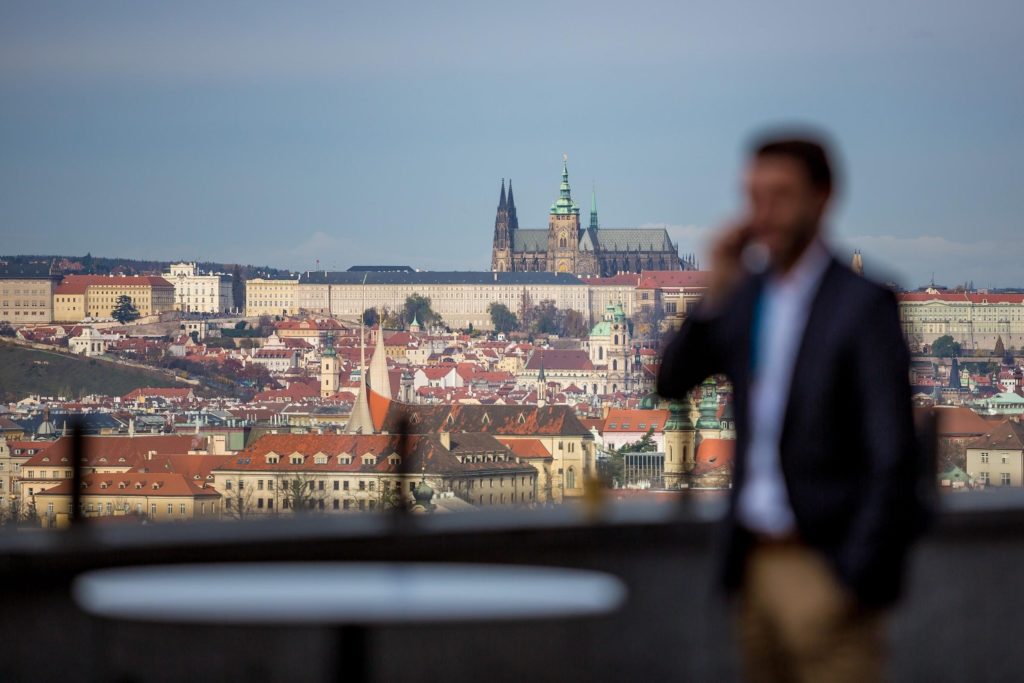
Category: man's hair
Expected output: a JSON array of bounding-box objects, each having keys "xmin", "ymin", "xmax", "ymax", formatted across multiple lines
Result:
[{"xmin": 751, "ymin": 135, "xmax": 834, "ymax": 194}]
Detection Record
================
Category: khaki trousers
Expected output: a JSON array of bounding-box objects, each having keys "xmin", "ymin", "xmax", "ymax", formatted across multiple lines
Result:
[{"xmin": 737, "ymin": 539, "xmax": 887, "ymax": 683}]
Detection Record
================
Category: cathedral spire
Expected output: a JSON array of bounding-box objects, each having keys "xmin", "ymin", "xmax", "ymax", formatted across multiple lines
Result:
[
  {"xmin": 589, "ymin": 183, "xmax": 599, "ymax": 230},
  {"xmin": 498, "ymin": 178, "xmax": 507, "ymax": 210},
  {"xmin": 346, "ymin": 280, "xmax": 374, "ymax": 434},
  {"xmin": 507, "ymin": 179, "xmax": 518, "ymax": 230},
  {"xmin": 550, "ymin": 154, "xmax": 580, "ymax": 216}
]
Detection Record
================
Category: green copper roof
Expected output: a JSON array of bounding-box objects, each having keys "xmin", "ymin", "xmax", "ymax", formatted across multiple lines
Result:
[
  {"xmin": 696, "ymin": 378, "xmax": 720, "ymax": 429},
  {"xmin": 550, "ymin": 157, "xmax": 581, "ymax": 216},
  {"xmin": 589, "ymin": 184, "xmax": 599, "ymax": 230},
  {"xmin": 664, "ymin": 399, "xmax": 694, "ymax": 431}
]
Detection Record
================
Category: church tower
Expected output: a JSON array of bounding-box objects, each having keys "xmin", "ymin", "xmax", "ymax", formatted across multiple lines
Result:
[
  {"xmin": 663, "ymin": 399, "xmax": 696, "ymax": 489},
  {"xmin": 605, "ymin": 303, "xmax": 630, "ymax": 393},
  {"xmin": 695, "ymin": 378, "xmax": 721, "ymax": 442},
  {"xmin": 547, "ymin": 156, "xmax": 581, "ymax": 274},
  {"xmin": 491, "ymin": 180, "xmax": 513, "ymax": 272},
  {"xmin": 320, "ymin": 333, "xmax": 340, "ymax": 398}
]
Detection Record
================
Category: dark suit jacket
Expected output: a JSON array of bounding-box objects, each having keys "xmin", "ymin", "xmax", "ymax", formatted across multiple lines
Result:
[{"xmin": 657, "ymin": 256, "xmax": 927, "ymax": 607}]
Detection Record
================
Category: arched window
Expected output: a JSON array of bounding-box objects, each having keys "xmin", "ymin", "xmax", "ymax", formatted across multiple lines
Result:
[
  {"xmin": 559, "ymin": 237, "xmax": 567, "ymax": 248},
  {"xmin": 613, "ymin": 334, "xmax": 618, "ymax": 345},
  {"xmin": 566, "ymin": 467, "xmax": 576, "ymax": 490},
  {"xmin": 612, "ymin": 359, "xmax": 617, "ymax": 370},
  {"xmin": 598, "ymin": 347, "xmax": 604, "ymax": 360}
]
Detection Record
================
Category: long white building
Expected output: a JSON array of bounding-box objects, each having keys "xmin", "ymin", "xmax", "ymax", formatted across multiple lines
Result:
[
  {"xmin": 898, "ymin": 289, "xmax": 1024, "ymax": 352},
  {"xmin": 296, "ymin": 271, "xmax": 591, "ymax": 330}
]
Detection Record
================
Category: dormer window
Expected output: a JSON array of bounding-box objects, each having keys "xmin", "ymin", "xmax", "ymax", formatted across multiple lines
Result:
[
  {"xmin": 314, "ymin": 453, "xmax": 328, "ymax": 465},
  {"xmin": 42, "ymin": 457, "xmax": 49, "ymax": 463},
  {"xmin": 290, "ymin": 455, "xmax": 304, "ymax": 465},
  {"xmin": 266, "ymin": 453, "xmax": 279, "ymax": 464},
  {"xmin": 361, "ymin": 454, "xmax": 376, "ymax": 465},
  {"xmin": 387, "ymin": 454, "xmax": 401, "ymax": 466},
  {"xmin": 118, "ymin": 481, "xmax": 127, "ymax": 489},
  {"xmin": 482, "ymin": 413, "xmax": 491, "ymax": 425},
  {"xmin": 135, "ymin": 482, "xmax": 143, "ymax": 489},
  {"xmin": 517, "ymin": 413, "xmax": 526, "ymax": 424},
  {"xmin": 99, "ymin": 482, "xmax": 109, "ymax": 489},
  {"xmin": 98, "ymin": 457, "xmax": 108, "ymax": 463},
  {"xmin": 337, "ymin": 454, "xmax": 352, "ymax": 465}
]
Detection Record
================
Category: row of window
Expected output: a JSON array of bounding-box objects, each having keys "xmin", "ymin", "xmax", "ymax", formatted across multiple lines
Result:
[{"xmin": 977, "ymin": 472, "xmax": 1013, "ymax": 485}]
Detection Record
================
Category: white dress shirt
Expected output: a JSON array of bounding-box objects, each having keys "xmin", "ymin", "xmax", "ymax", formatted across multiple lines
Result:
[{"xmin": 736, "ymin": 240, "xmax": 832, "ymax": 536}]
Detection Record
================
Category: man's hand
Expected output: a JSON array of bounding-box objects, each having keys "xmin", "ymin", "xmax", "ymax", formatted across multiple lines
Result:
[{"xmin": 705, "ymin": 222, "xmax": 754, "ymax": 311}]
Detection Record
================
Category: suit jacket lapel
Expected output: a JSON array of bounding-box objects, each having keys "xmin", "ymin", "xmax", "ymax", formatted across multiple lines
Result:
[{"xmin": 779, "ymin": 258, "xmax": 842, "ymax": 456}]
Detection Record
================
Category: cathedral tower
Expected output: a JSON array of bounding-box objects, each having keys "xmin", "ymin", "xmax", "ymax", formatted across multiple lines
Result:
[
  {"xmin": 491, "ymin": 180, "xmax": 513, "ymax": 272},
  {"xmin": 547, "ymin": 156, "xmax": 581, "ymax": 274}
]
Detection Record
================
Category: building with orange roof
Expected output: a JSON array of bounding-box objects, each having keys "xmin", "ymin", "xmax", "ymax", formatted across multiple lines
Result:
[
  {"xmin": 53, "ymin": 274, "xmax": 174, "ymax": 322},
  {"xmin": 691, "ymin": 438, "xmax": 734, "ymax": 489},
  {"xmin": 17, "ymin": 434, "xmax": 209, "ymax": 501},
  {"xmin": 32, "ymin": 472, "xmax": 221, "ymax": 527},
  {"xmin": 212, "ymin": 431, "xmax": 538, "ymax": 514},
  {"xmin": 601, "ymin": 408, "xmax": 670, "ymax": 452},
  {"xmin": 636, "ymin": 270, "xmax": 709, "ymax": 332}
]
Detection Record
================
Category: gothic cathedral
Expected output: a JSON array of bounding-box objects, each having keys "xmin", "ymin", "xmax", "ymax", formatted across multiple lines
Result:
[{"xmin": 491, "ymin": 157, "xmax": 696, "ymax": 277}]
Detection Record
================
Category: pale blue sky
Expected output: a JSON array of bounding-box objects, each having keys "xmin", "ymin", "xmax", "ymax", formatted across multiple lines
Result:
[{"xmin": 1, "ymin": 1, "xmax": 1021, "ymax": 287}]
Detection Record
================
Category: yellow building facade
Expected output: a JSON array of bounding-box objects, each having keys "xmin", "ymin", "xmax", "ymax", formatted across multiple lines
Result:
[{"xmin": 245, "ymin": 277, "xmax": 299, "ymax": 317}]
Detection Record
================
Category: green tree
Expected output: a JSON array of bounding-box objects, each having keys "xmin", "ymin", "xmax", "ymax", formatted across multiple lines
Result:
[
  {"xmin": 488, "ymin": 302, "xmax": 518, "ymax": 334},
  {"xmin": 111, "ymin": 295, "xmax": 140, "ymax": 323},
  {"xmin": 362, "ymin": 308, "xmax": 379, "ymax": 327},
  {"xmin": 932, "ymin": 335, "xmax": 961, "ymax": 358},
  {"xmin": 530, "ymin": 299, "xmax": 561, "ymax": 335},
  {"xmin": 618, "ymin": 426, "xmax": 658, "ymax": 455},
  {"xmin": 994, "ymin": 335, "xmax": 1006, "ymax": 358},
  {"xmin": 403, "ymin": 293, "xmax": 441, "ymax": 328}
]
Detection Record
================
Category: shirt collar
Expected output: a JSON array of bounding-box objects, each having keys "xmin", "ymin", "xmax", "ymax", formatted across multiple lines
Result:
[{"xmin": 767, "ymin": 239, "xmax": 832, "ymax": 297}]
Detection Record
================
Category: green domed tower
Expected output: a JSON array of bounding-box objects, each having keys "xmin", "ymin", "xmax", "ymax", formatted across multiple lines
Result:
[
  {"xmin": 411, "ymin": 472, "xmax": 436, "ymax": 514},
  {"xmin": 663, "ymin": 399, "xmax": 696, "ymax": 489},
  {"xmin": 696, "ymin": 378, "xmax": 720, "ymax": 432}
]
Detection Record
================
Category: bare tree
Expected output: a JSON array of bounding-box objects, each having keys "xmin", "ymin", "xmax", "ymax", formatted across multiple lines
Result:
[
  {"xmin": 281, "ymin": 472, "xmax": 328, "ymax": 513},
  {"xmin": 223, "ymin": 479, "xmax": 257, "ymax": 520}
]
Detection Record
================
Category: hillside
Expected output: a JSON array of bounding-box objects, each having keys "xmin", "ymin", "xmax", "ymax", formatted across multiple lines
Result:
[{"xmin": 0, "ymin": 342, "xmax": 183, "ymax": 402}]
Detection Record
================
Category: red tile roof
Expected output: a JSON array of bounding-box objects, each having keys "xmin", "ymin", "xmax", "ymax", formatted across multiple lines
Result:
[
  {"xmin": 638, "ymin": 270, "xmax": 709, "ymax": 289},
  {"xmin": 35, "ymin": 472, "xmax": 218, "ymax": 498},
  {"xmin": 603, "ymin": 408, "xmax": 669, "ymax": 433},
  {"xmin": 524, "ymin": 349, "xmax": 594, "ymax": 372},
  {"xmin": 22, "ymin": 435, "xmax": 205, "ymax": 468},
  {"xmin": 693, "ymin": 439, "xmax": 734, "ymax": 475},
  {"xmin": 55, "ymin": 274, "xmax": 173, "ymax": 294},
  {"xmin": 898, "ymin": 292, "xmax": 1024, "ymax": 304},
  {"xmin": 496, "ymin": 438, "xmax": 552, "ymax": 459}
]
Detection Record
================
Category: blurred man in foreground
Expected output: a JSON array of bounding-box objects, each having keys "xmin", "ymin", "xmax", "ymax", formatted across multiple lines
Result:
[{"xmin": 657, "ymin": 133, "xmax": 929, "ymax": 682}]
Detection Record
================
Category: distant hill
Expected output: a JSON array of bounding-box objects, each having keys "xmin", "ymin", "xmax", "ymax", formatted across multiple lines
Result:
[
  {"xmin": 0, "ymin": 342, "xmax": 183, "ymax": 402},
  {"xmin": 0, "ymin": 254, "xmax": 292, "ymax": 280}
]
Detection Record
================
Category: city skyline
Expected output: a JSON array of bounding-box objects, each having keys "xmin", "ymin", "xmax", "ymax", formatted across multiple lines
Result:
[{"xmin": 1, "ymin": 1, "xmax": 1021, "ymax": 288}]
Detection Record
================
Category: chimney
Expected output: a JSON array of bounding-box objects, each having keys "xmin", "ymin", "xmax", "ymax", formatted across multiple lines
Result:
[{"xmin": 438, "ymin": 431, "xmax": 451, "ymax": 449}]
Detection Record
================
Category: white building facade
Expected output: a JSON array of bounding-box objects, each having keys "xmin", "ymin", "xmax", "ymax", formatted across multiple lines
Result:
[{"xmin": 164, "ymin": 263, "xmax": 233, "ymax": 314}]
